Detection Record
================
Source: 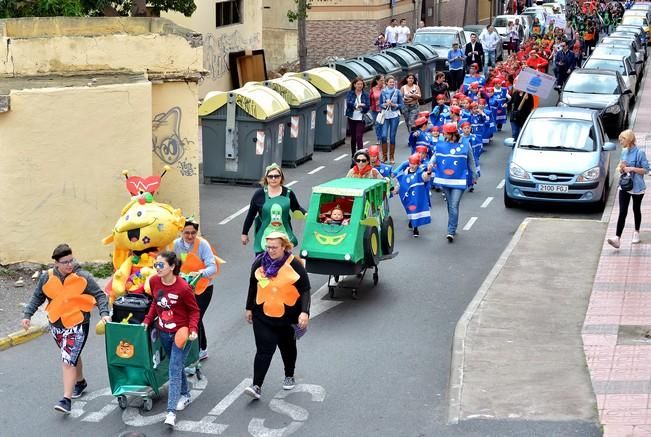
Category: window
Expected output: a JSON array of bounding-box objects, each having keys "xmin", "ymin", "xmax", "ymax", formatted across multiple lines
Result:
[{"xmin": 216, "ymin": 0, "xmax": 241, "ymax": 27}]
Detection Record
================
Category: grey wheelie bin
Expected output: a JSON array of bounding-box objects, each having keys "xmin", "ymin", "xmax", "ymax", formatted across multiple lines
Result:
[
  {"xmin": 329, "ymin": 59, "xmax": 377, "ymax": 88},
  {"xmin": 359, "ymin": 53, "xmax": 403, "ymax": 86},
  {"xmin": 291, "ymin": 67, "xmax": 349, "ymax": 152},
  {"xmin": 199, "ymin": 84, "xmax": 290, "ymax": 184},
  {"xmin": 402, "ymin": 44, "xmax": 440, "ymax": 103},
  {"xmin": 384, "ymin": 47, "xmax": 424, "ymax": 90},
  {"xmin": 264, "ymin": 75, "xmax": 321, "ymax": 167}
]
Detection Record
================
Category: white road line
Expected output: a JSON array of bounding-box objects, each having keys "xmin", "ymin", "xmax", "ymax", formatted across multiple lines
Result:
[
  {"xmin": 463, "ymin": 217, "xmax": 478, "ymax": 231},
  {"xmin": 218, "ymin": 205, "xmax": 249, "ymax": 225},
  {"xmin": 496, "ymin": 179, "xmax": 505, "ymax": 189},
  {"xmin": 399, "ymin": 120, "xmax": 404, "ymax": 125},
  {"xmin": 285, "ymin": 180, "xmax": 298, "ymax": 187},
  {"xmin": 334, "ymin": 153, "xmax": 348, "ymax": 161},
  {"xmin": 208, "ymin": 378, "xmax": 252, "ymax": 416},
  {"xmin": 480, "ymin": 197, "xmax": 494, "ymax": 208},
  {"xmin": 363, "ymin": 141, "xmax": 369, "ymax": 146},
  {"xmin": 309, "ymin": 281, "xmax": 343, "ymax": 318},
  {"xmin": 308, "ymin": 165, "xmax": 325, "ymax": 175}
]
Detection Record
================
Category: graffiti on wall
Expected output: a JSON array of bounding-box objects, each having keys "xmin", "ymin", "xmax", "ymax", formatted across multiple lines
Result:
[
  {"xmin": 152, "ymin": 106, "xmax": 196, "ymax": 176},
  {"xmin": 204, "ymin": 31, "xmax": 262, "ymax": 80}
]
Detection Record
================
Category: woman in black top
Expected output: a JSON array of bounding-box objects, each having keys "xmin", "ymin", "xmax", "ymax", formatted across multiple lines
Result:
[
  {"xmin": 244, "ymin": 231, "xmax": 311, "ymax": 399},
  {"xmin": 430, "ymin": 72, "xmax": 450, "ymax": 110},
  {"xmin": 241, "ymin": 163, "xmax": 306, "ymax": 255},
  {"xmin": 508, "ymin": 90, "xmax": 534, "ymax": 141}
]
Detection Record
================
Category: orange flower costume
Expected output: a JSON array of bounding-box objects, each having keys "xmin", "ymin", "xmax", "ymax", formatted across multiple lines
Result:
[
  {"xmin": 254, "ymin": 255, "xmax": 300, "ymax": 317},
  {"xmin": 42, "ymin": 269, "xmax": 96, "ymax": 328}
]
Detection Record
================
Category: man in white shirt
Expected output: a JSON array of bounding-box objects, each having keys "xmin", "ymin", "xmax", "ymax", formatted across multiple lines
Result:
[
  {"xmin": 385, "ymin": 19, "xmax": 398, "ymax": 47},
  {"xmin": 479, "ymin": 24, "xmax": 501, "ymax": 75},
  {"xmin": 396, "ymin": 19, "xmax": 411, "ymax": 46}
]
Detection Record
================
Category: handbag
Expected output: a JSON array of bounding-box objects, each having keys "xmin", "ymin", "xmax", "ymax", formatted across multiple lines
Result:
[
  {"xmin": 375, "ymin": 109, "xmax": 386, "ymax": 125},
  {"xmin": 363, "ymin": 111, "xmax": 374, "ymax": 126},
  {"xmin": 619, "ymin": 148, "xmax": 639, "ymax": 191}
]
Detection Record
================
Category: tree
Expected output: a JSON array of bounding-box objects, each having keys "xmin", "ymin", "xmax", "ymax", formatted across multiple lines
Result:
[
  {"xmin": 287, "ymin": 0, "xmax": 312, "ymax": 71},
  {"xmin": 0, "ymin": 0, "xmax": 196, "ymax": 18}
]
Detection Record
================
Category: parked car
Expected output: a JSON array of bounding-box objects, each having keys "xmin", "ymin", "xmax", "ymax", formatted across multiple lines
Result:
[
  {"xmin": 558, "ymin": 68, "xmax": 632, "ymax": 136},
  {"xmin": 621, "ymin": 14, "xmax": 651, "ymax": 43},
  {"xmin": 605, "ymin": 32, "xmax": 647, "ymax": 61},
  {"xmin": 492, "ymin": 15, "xmax": 531, "ymax": 47},
  {"xmin": 463, "ymin": 24, "xmax": 504, "ymax": 61},
  {"xmin": 522, "ymin": 6, "xmax": 549, "ymax": 30},
  {"xmin": 413, "ymin": 26, "xmax": 467, "ymax": 77},
  {"xmin": 616, "ymin": 24, "xmax": 648, "ymax": 46},
  {"xmin": 503, "ymin": 107, "xmax": 616, "ymax": 210},
  {"xmin": 592, "ymin": 44, "xmax": 643, "ymax": 81},
  {"xmin": 582, "ymin": 54, "xmax": 638, "ymax": 100},
  {"xmin": 625, "ymin": 9, "xmax": 651, "ymax": 26}
]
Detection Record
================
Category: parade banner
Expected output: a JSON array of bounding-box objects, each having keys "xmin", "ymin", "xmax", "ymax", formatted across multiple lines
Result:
[{"xmin": 513, "ymin": 67, "xmax": 556, "ymax": 99}]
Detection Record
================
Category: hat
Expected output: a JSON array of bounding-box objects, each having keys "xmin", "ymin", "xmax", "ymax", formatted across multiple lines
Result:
[
  {"xmin": 429, "ymin": 126, "xmax": 441, "ymax": 133},
  {"xmin": 367, "ymin": 145, "xmax": 381, "ymax": 157},
  {"xmin": 470, "ymin": 102, "xmax": 478, "ymax": 108},
  {"xmin": 461, "ymin": 121, "xmax": 471, "ymax": 128},
  {"xmin": 414, "ymin": 116, "xmax": 428, "ymax": 127},
  {"xmin": 454, "ymin": 92, "xmax": 465, "ymax": 100},
  {"xmin": 470, "ymin": 82, "xmax": 479, "ymax": 89},
  {"xmin": 443, "ymin": 123, "xmax": 458, "ymax": 134},
  {"xmin": 436, "ymin": 94, "xmax": 446, "ymax": 101},
  {"xmin": 415, "ymin": 145, "xmax": 429, "ymax": 153},
  {"xmin": 450, "ymin": 106, "xmax": 461, "ymax": 115},
  {"xmin": 418, "ymin": 111, "xmax": 430, "ymax": 118},
  {"xmin": 485, "ymin": 87, "xmax": 494, "ymax": 92},
  {"xmin": 408, "ymin": 153, "xmax": 422, "ymax": 165}
]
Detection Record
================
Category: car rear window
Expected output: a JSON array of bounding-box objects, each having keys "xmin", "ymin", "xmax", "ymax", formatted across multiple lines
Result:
[{"xmin": 413, "ymin": 32, "xmax": 456, "ymax": 47}]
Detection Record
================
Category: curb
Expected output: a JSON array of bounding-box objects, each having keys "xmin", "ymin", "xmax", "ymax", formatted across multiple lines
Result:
[
  {"xmin": 0, "ymin": 324, "xmax": 48, "ymax": 351},
  {"xmin": 447, "ymin": 217, "xmax": 531, "ymax": 425}
]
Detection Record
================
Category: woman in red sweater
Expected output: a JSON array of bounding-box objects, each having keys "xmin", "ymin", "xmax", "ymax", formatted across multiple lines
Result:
[{"xmin": 143, "ymin": 250, "xmax": 200, "ymax": 428}]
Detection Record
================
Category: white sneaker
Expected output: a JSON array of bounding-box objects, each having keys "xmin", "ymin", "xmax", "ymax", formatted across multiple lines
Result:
[
  {"xmin": 164, "ymin": 411, "xmax": 176, "ymax": 427},
  {"xmin": 607, "ymin": 237, "xmax": 620, "ymax": 249},
  {"xmin": 176, "ymin": 394, "xmax": 191, "ymax": 411},
  {"xmin": 633, "ymin": 231, "xmax": 641, "ymax": 244}
]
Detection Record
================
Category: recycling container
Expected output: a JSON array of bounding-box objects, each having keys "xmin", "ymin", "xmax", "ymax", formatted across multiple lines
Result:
[
  {"xmin": 383, "ymin": 47, "xmax": 424, "ymax": 89},
  {"xmin": 328, "ymin": 59, "xmax": 378, "ymax": 89},
  {"xmin": 291, "ymin": 67, "xmax": 349, "ymax": 151},
  {"xmin": 402, "ymin": 43, "xmax": 440, "ymax": 103},
  {"xmin": 199, "ymin": 84, "xmax": 290, "ymax": 184},
  {"xmin": 359, "ymin": 53, "xmax": 403, "ymax": 85},
  {"xmin": 264, "ymin": 75, "xmax": 321, "ymax": 167}
]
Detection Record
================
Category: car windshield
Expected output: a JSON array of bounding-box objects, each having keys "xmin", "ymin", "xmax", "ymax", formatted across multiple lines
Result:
[
  {"xmin": 583, "ymin": 59, "xmax": 625, "ymax": 74},
  {"xmin": 623, "ymin": 17, "xmax": 646, "ymax": 26},
  {"xmin": 601, "ymin": 40, "xmax": 629, "ymax": 48},
  {"xmin": 564, "ymin": 74, "xmax": 618, "ymax": 94},
  {"xmin": 519, "ymin": 119, "xmax": 596, "ymax": 151},
  {"xmin": 413, "ymin": 32, "xmax": 456, "ymax": 47},
  {"xmin": 592, "ymin": 47, "xmax": 630, "ymax": 58},
  {"xmin": 493, "ymin": 17, "xmax": 510, "ymax": 27}
]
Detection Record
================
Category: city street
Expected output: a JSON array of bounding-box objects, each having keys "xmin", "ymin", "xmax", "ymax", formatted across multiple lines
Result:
[{"xmin": 0, "ymin": 89, "xmax": 618, "ymax": 436}]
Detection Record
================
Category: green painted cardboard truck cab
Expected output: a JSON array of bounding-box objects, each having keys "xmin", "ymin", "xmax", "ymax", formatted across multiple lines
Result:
[{"xmin": 300, "ymin": 178, "xmax": 395, "ymax": 276}]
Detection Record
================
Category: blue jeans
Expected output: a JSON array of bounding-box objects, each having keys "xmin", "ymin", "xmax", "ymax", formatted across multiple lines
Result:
[
  {"xmin": 483, "ymin": 50, "xmax": 496, "ymax": 75},
  {"xmin": 371, "ymin": 110, "xmax": 384, "ymax": 144},
  {"xmin": 510, "ymin": 121, "xmax": 522, "ymax": 142},
  {"xmin": 442, "ymin": 187, "xmax": 465, "ymax": 235},
  {"xmin": 160, "ymin": 330, "xmax": 191, "ymax": 412},
  {"xmin": 381, "ymin": 116, "xmax": 400, "ymax": 145}
]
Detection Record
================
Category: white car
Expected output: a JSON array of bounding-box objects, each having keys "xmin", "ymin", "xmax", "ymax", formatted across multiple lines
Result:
[{"xmin": 492, "ymin": 15, "xmax": 531, "ymax": 47}]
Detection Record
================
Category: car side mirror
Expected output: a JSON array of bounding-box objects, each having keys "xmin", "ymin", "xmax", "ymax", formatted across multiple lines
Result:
[
  {"xmin": 603, "ymin": 142, "xmax": 616, "ymax": 151},
  {"xmin": 504, "ymin": 138, "xmax": 516, "ymax": 148}
]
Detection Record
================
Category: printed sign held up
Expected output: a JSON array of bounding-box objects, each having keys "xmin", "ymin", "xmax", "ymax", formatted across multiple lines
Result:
[{"xmin": 513, "ymin": 67, "xmax": 556, "ymax": 99}]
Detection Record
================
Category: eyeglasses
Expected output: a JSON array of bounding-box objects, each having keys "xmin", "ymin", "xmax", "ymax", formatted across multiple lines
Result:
[
  {"xmin": 266, "ymin": 246, "xmax": 282, "ymax": 251},
  {"xmin": 356, "ymin": 159, "xmax": 368, "ymax": 163},
  {"xmin": 57, "ymin": 258, "xmax": 75, "ymax": 265},
  {"xmin": 267, "ymin": 174, "xmax": 281, "ymax": 179},
  {"xmin": 154, "ymin": 262, "xmax": 166, "ymax": 269}
]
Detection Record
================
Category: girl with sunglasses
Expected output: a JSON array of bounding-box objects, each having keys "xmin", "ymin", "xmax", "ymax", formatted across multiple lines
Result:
[
  {"xmin": 346, "ymin": 149, "xmax": 383, "ymax": 179},
  {"xmin": 241, "ymin": 163, "xmax": 306, "ymax": 255}
]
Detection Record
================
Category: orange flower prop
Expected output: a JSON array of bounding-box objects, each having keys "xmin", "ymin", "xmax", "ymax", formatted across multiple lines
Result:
[
  {"xmin": 255, "ymin": 256, "xmax": 300, "ymax": 318},
  {"xmin": 42, "ymin": 272, "xmax": 96, "ymax": 328}
]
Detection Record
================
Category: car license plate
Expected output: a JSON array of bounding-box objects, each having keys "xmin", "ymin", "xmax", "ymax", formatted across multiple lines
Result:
[{"xmin": 538, "ymin": 184, "xmax": 568, "ymax": 193}]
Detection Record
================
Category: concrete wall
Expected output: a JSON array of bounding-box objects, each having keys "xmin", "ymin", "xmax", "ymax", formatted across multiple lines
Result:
[
  {"xmin": 262, "ymin": 0, "xmax": 298, "ymax": 70},
  {"xmin": 0, "ymin": 82, "xmax": 153, "ymax": 264},
  {"xmin": 422, "ymin": 0, "xmax": 480, "ymax": 26}
]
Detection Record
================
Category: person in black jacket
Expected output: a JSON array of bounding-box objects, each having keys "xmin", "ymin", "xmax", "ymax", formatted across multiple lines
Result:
[
  {"xmin": 430, "ymin": 72, "xmax": 450, "ymax": 109},
  {"xmin": 508, "ymin": 90, "xmax": 534, "ymax": 141},
  {"xmin": 464, "ymin": 33, "xmax": 484, "ymax": 72}
]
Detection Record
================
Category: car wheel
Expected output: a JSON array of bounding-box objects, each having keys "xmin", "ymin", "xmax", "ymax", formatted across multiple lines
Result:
[
  {"xmin": 503, "ymin": 190, "xmax": 517, "ymax": 209},
  {"xmin": 380, "ymin": 216, "xmax": 394, "ymax": 255},
  {"xmin": 363, "ymin": 227, "xmax": 380, "ymax": 267}
]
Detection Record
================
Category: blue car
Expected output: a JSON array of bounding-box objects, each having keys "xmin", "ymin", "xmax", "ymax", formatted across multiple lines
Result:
[{"xmin": 503, "ymin": 107, "xmax": 617, "ymax": 210}]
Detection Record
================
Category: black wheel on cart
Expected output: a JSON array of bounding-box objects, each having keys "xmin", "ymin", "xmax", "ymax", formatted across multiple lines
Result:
[
  {"xmin": 380, "ymin": 216, "xmax": 395, "ymax": 255},
  {"xmin": 333, "ymin": 275, "xmax": 340, "ymax": 283},
  {"xmin": 373, "ymin": 270, "xmax": 379, "ymax": 286},
  {"xmin": 351, "ymin": 289, "xmax": 358, "ymax": 299},
  {"xmin": 142, "ymin": 397, "xmax": 153, "ymax": 412},
  {"xmin": 364, "ymin": 227, "xmax": 380, "ymax": 266},
  {"xmin": 118, "ymin": 395, "xmax": 128, "ymax": 410},
  {"xmin": 328, "ymin": 285, "xmax": 335, "ymax": 298}
]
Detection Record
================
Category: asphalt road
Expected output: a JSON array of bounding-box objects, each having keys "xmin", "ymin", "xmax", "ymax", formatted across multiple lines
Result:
[{"xmin": 0, "ymin": 89, "xmax": 609, "ymax": 436}]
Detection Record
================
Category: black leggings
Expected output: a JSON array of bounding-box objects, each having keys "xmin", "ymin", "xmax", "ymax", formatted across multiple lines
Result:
[
  {"xmin": 252, "ymin": 317, "xmax": 296, "ymax": 387},
  {"xmin": 616, "ymin": 190, "xmax": 644, "ymax": 237},
  {"xmin": 195, "ymin": 285, "xmax": 213, "ymax": 351}
]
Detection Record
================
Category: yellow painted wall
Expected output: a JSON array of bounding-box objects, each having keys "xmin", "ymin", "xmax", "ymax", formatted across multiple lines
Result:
[
  {"xmin": 164, "ymin": 0, "xmax": 263, "ymax": 97},
  {"xmin": 0, "ymin": 82, "xmax": 153, "ymax": 264}
]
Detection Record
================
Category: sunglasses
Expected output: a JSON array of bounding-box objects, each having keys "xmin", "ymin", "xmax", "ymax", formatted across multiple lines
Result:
[
  {"xmin": 267, "ymin": 174, "xmax": 281, "ymax": 179},
  {"xmin": 154, "ymin": 262, "xmax": 166, "ymax": 269},
  {"xmin": 356, "ymin": 159, "xmax": 368, "ymax": 163}
]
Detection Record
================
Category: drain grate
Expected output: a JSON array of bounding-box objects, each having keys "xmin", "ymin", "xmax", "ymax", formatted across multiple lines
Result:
[{"xmin": 617, "ymin": 325, "xmax": 651, "ymax": 345}]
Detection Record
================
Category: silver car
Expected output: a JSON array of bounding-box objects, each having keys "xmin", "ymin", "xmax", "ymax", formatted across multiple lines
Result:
[
  {"xmin": 583, "ymin": 54, "xmax": 638, "ymax": 100},
  {"xmin": 503, "ymin": 107, "xmax": 616, "ymax": 210}
]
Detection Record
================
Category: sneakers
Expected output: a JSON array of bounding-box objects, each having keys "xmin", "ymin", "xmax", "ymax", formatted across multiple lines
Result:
[
  {"xmin": 408, "ymin": 220, "xmax": 412, "ymax": 229},
  {"xmin": 71, "ymin": 379, "xmax": 87, "ymax": 399},
  {"xmin": 283, "ymin": 376, "xmax": 296, "ymax": 390},
  {"xmin": 633, "ymin": 231, "xmax": 641, "ymax": 244},
  {"xmin": 413, "ymin": 228, "xmax": 420, "ymax": 238},
  {"xmin": 199, "ymin": 349, "xmax": 208, "ymax": 361},
  {"xmin": 468, "ymin": 186, "xmax": 474, "ymax": 192},
  {"xmin": 244, "ymin": 384, "xmax": 261, "ymax": 400},
  {"xmin": 164, "ymin": 411, "xmax": 176, "ymax": 427},
  {"xmin": 446, "ymin": 234, "xmax": 455, "ymax": 243},
  {"xmin": 54, "ymin": 398, "xmax": 71, "ymax": 414},
  {"xmin": 607, "ymin": 236, "xmax": 620, "ymax": 248},
  {"xmin": 184, "ymin": 366, "xmax": 197, "ymax": 376},
  {"xmin": 176, "ymin": 394, "xmax": 192, "ymax": 411}
]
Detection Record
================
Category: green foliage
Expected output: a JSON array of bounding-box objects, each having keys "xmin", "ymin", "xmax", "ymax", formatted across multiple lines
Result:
[
  {"xmin": 287, "ymin": 0, "xmax": 311, "ymax": 23},
  {"xmin": 0, "ymin": 0, "xmax": 196, "ymax": 18},
  {"xmin": 83, "ymin": 262, "xmax": 114, "ymax": 278}
]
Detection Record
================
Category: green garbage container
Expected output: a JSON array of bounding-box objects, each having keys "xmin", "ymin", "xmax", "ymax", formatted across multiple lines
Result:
[
  {"xmin": 199, "ymin": 84, "xmax": 290, "ymax": 184},
  {"xmin": 264, "ymin": 75, "xmax": 321, "ymax": 167},
  {"xmin": 401, "ymin": 44, "xmax": 440, "ymax": 103},
  {"xmin": 329, "ymin": 59, "xmax": 377, "ymax": 89},
  {"xmin": 292, "ymin": 67, "xmax": 349, "ymax": 152},
  {"xmin": 359, "ymin": 53, "xmax": 403, "ymax": 85}
]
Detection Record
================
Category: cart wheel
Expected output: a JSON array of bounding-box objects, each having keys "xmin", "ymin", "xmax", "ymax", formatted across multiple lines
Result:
[
  {"xmin": 328, "ymin": 285, "xmax": 335, "ymax": 298},
  {"xmin": 351, "ymin": 289, "xmax": 358, "ymax": 300},
  {"xmin": 142, "ymin": 397, "xmax": 153, "ymax": 412},
  {"xmin": 118, "ymin": 395, "xmax": 128, "ymax": 410},
  {"xmin": 373, "ymin": 271, "xmax": 379, "ymax": 286},
  {"xmin": 333, "ymin": 275, "xmax": 340, "ymax": 283},
  {"xmin": 196, "ymin": 368, "xmax": 203, "ymax": 380}
]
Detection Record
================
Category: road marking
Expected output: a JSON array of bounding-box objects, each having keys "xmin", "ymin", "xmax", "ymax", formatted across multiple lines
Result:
[
  {"xmin": 334, "ymin": 153, "xmax": 348, "ymax": 161},
  {"xmin": 480, "ymin": 197, "xmax": 494, "ymax": 208},
  {"xmin": 219, "ymin": 205, "xmax": 249, "ymax": 225},
  {"xmin": 308, "ymin": 166, "xmax": 325, "ymax": 175},
  {"xmin": 286, "ymin": 180, "xmax": 298, "ymax": 187},
  {"xmin": 309, "ymin": 280, "xmax": 344, "ymax": 318},
  {"xmin": 399, "ymin": 120, "xmax": 404, "ymax": 125},
  {"xmin": 363, "ymin": 141, "xmax": 369, "ymax": 146},
  {"xmin": 463, "ymin": 217, "xmax": 478, "ymax": 231},
  {"xmin": 496, "ymin": 179, "xmax": 505, "ymax": 189},
  {"xmin": 208, "ymin": 378, "xmax": 251, "ymax": 416}
]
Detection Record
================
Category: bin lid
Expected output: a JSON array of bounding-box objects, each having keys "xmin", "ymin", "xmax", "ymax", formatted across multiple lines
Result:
[
  {"xmin": 264, "ymin": 76, "xmax": 321, "ymax": 107},
  {"xmin": 328, "ymin": 59, "xmax": 377, "ymax": 82},
  {"xmin": 402, "ymin": 43, "xmax": 440, "ymax": 62},
  {"xmin": 359, "ymin": 53, "xmax": 402, "ymax": 75},
  {"xmin": 199, "ymin": 84, "xmax": 290, "ymax": 120},
  {"xmin": 293, "ymin": 67, "xmax": 350, "ymax": 95},
  {"xmin": 383, "ymin": 47, "xmax": 424, "ymax": 68}
]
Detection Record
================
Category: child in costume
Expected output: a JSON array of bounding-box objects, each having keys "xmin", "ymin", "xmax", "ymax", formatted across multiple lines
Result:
[
  {"xmin": 394, "ymin": 153, "xmax": 433, "ymax": 238},
  {"xmin": 429, "ymin": 94, "xmax": 450, "ymax": 127},
  {"xmin": 489, "ymin": 83, "xmax": 510, "ymax": 131},
  {"xmin": 409, "ymin": 117, "xmax": 434, "ymax": 154},
  {"xmin": 460, "ymin": 121, "xmax": 482, "ymax": 192},
  {"xmin": 478, "ymin": 98, "xmax": 496, "ymax": 144}
]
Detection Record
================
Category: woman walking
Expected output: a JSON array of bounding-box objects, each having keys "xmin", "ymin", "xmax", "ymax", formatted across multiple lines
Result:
[
  {"xmin": 345, "ymin": 77, "xmax": 370, "ymax": 158},
  {"xmin": 241, "ymin": 164, "xmax": 306, "ymax": 255},
  {"xmin": 369, "ymin": 75, "xmax": 385, "ymax": 147},
  {"xmin": 608, "ymin": 129, "xmax": 650, "ymax": 248},
  {"xmin": 401, "ymin": 73, "xmax": 422, "ymax": 134},
  {"xmin": 379, "ymin": 75, "xmax": 404, "ymax": 164},
  {"xmin": 244, "ymin": 232, "xmax": 311, "ymax": 399},
  {"xmin": 430, "ymin": 72, "xmax": 450, "ymax": 109},
  {"xmin": 143, "ymin": 250, "xmax": 200, "ymax": 428},
  {"xmin": 346, "ymin": 149, "xmax": 383, "ymax": 179}
]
